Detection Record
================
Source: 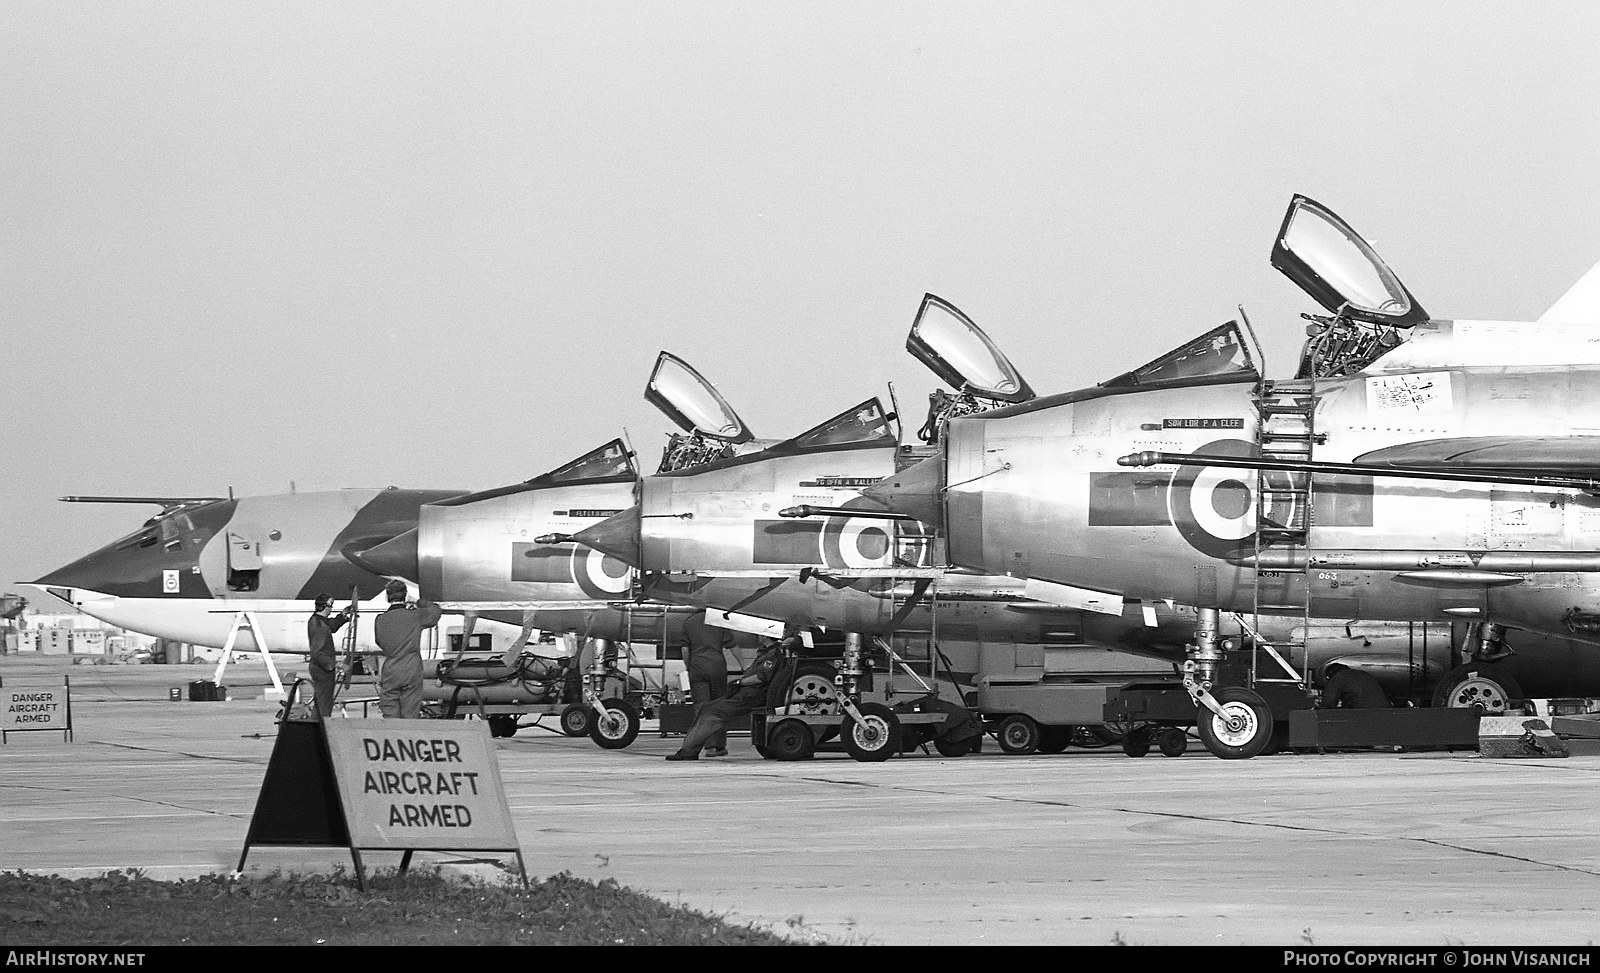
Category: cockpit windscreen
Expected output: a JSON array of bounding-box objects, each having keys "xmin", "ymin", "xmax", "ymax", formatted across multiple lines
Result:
[{"xmin": 1101, "ymin": 322, "xmax": 1258, "ymax": 389}]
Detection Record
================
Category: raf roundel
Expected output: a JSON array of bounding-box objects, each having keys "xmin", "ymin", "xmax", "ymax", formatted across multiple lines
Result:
[
  {"xmin": 574, "ymin": 546, "xmax": 632, "ymax": 599},
  {"xmin": 1166, "ymin": 438, "xmax": 1288, "ymax": 560},
  {"xmin": 820, "ymin": 496, "xmax": 899, "ymax": 570}
]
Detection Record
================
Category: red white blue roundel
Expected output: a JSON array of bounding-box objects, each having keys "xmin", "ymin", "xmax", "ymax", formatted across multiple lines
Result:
[
  {"xmin": 820, "ymin": 496, "xmax": 898, "ymax": 569},
  {"xmin": 1168, "ymin": 438, "xmax": 1289, "ymax": 560},
  {"xmin": 575, "ymin": 545, "xmax": 633, "ymax": 598}
]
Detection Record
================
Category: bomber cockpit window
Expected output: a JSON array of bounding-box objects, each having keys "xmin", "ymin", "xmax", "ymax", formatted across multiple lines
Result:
[
  {"xmin": 645, "ymin": 352, "xmax": 752, "ymax": 443},
  {"xmin": 784, "ymin": 399, "xmax": 896, "ymax": 451},
  {"xmin": 159, "ymin": 513, "xmax": 195, "ymax": 552},
  {"xmin": 539, "ymin": 439, "xmax": 637, "ymax": 484},
  {"xmin": 1101, "ymin": 322, "xmax": 1258, "ymax": 389}
]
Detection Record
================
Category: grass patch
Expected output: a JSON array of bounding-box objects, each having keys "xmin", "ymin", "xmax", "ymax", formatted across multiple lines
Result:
[{"xmin": 0, "ymin": 869, "xmax": 813, "ymax": 946}]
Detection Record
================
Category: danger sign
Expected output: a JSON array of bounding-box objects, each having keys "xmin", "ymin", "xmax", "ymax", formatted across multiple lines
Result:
[
  {"xmin": 323, "ymin": 721, "xmax": 518, "ymax": 851},
  {"xmin": 239, "ymin": 717, "xmax": 524, "ymax": 887},
  {"xmin": 2, "ymin": 682, "xmax": 72, "ymax": 741}
]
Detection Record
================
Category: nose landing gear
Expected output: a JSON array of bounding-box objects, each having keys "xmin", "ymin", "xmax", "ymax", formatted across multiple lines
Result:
[{"xmin": 1182, "ymin": 608, "xmax": 1277, "ymax": 760}]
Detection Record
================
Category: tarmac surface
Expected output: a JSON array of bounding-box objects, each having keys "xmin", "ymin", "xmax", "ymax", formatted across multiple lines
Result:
[{"xmin": 3, "ymin": 654, "xmax": 1599, "ymax": 946}]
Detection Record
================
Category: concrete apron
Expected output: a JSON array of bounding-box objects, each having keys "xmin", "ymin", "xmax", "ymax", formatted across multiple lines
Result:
[{"xmin": 2, "ymin": 655, "xmax": 1598, "ymax": 946}]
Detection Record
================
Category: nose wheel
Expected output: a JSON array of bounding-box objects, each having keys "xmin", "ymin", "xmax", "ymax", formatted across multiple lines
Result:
[
  {"xmin": 1194, "ymin": 686, "xmax": 1273, "ymax": 760},
  {"xmin": 587, "ymin": 698, "xmax": 640, "ymax": 750},
  {"xmin": 841, "ymin": 702, "xmax": 901, "ymax": 762}
]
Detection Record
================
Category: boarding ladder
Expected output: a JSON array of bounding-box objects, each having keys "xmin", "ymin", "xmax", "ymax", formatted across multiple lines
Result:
[{"xmin": 1244, "ymin": 379, "xmax": 1319, "ymax": 687}]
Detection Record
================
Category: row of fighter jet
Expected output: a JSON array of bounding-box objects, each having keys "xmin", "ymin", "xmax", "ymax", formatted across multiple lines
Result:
[{"xmin": 26, "ymin": 195, "xmax": 1600, "ymax": 759}]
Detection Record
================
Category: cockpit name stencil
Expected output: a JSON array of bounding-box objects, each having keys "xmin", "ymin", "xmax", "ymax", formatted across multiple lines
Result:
[{"xmin": 1162, "ymin": 418, "xmax": 1245, "ymax": 429}]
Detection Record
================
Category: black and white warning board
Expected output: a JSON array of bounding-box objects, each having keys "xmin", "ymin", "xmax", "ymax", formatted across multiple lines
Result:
[
  {"xmin": 239, "ymin": 718, "xmax": 524, "ymax": 887},
  {"xmin": 324, "ymin": 722, "xmax": 519, "ymax": 847},
  {"xmin": 2, "ymin": 679, "xmax": 72, "ymax": 742}
]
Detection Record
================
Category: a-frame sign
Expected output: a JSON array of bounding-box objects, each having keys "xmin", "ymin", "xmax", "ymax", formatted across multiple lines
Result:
[{"xmin": 239, "ymin": 717, "xmax": 526, "ymax": 889}]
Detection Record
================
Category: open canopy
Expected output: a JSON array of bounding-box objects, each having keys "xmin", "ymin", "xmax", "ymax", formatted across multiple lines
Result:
[
  {"xmin": 906, "ymin": 294, "xmax": 1033, "ymax": 403},
  {"xmin": 1271, "ymin": 194, "xmax": 1428, "ymax": 328},
  {"xmin": 645, "ymin": 351, "xmax": 753, "ymax": 443}
]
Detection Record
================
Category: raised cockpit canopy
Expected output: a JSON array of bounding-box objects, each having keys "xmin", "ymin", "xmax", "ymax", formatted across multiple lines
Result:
[
  {"xmin": 906, "ymin": 294, "xmax": 1033, "ymax": 403},
  {"xmin": 645, "ymin": 351, "xmax": 753, "ymax": 443},
  {"xmin": 536, "ymin": 439, "xmax": 636, "ymax": 484},
  {"xmin": 1271, "ymin": 194, "xmax": 1428, "ymax": 329},
  {"xmin": 1101, "ymin": 321, "xmax": 1258, "ymax": 389}
]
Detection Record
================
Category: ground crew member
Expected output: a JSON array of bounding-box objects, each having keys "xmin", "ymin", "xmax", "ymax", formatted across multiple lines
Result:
[
  {"xmin": 1320, "ymin": 662, "xmax": 1389, "ymax": 709},
  {"xmin": 373, "ymin": 579, "xmax": 442, "ymax": 719},
  {"xmin": 682, "ymin": 610, "xmax": 737, "ymax": 758},
  {"xmin": 306, "ymin": 594, "xmax": 353, "ymax": 718},
  {"xmin": 666, "ymin": 629, "xmax": 798, "ymax": 761}
]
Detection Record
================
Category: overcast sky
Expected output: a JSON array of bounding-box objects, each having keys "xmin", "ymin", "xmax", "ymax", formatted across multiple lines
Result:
[{"xmin": 4, "ymin": 1, "xmax": 1600, "ymax": 591}]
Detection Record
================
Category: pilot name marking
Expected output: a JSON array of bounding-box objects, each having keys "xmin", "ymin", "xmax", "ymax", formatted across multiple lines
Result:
[
  {"xmin": 555, "ymin": 509, "xmax": 623, "ymax": 519},
  {"xmin": 798, "ymin": 477, "xmax": 880, "ymax": 488},
  {"xmin": 1162, "ymin": 418, "xmax": 1245, "ymax": 429}
]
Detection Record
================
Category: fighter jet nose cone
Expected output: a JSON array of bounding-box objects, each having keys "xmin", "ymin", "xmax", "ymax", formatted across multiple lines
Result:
[
  {"xmin": 571, "ymin": 506, "xmax": 641, "ymax": 568},
  {"xmin": 34, "ymin": 553, "xmax": 119, "ymax": 592},
  {"xmin": 347, "ymin": 528, "xmax": 420, "ymax": 581},
  {"xmin": 862, "ymin": 453, "xmax": 945, "ymax": 529}
]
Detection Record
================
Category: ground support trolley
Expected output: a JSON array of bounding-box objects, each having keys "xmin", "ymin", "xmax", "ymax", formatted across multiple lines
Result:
[
  {"xmin": 748, "ymin": 635, "xmax": 982, "ymax": 762},
  {"xmin": 420, "ymin": 637, "xmax": 650, "ymax": 749}
]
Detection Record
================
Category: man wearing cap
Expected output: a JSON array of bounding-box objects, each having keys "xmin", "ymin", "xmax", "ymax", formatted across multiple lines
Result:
[
  {"xmin": 306, "ymin": 594, "xmax": 353, "ymax": 718},
  {"xmin": 373, "ymin": 580, "xmax": 442, "ymax": 719}
]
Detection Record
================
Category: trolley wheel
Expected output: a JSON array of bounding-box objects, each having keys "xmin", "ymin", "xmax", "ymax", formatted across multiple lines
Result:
[
  {"xmin": 1195, "ymin": 686, "xmax": 1273, "ymax": 760},
  {"xmin": 934, "ymin": 730, "xmax": 980, "ymax": 757},
  {"xmin": 587, "ymin": 698, "xmax": 640, "ymax": 750},
  {"xmin": 487, "ymin": 715, "xmax": 519, "ymax": 739},
  {"xmin": 841, "ymin": 703, "xmax": 901, "ymax": 762},
  {"xmin": 1261, "ymin": 721, "xmax": 1288, "ymax": 756},
  {"xmin": 559, "ymin": 703, "xmax": 590, "ymax": 737},
  {"xmin": 1076, "ymin": 725, "xmax": 1124, "ymax": 748},
  {"xmin": 1039, "ymin": 726, "xmax": 1073, "ymax": 754},
  {"xmin": 766, "ymin": 718, "xmax": 816, "ymax": 761},
  {"xmin": 1156, "ymin": 727, "xmax": 1187, "ymax": 757},
  {"xmin": 1121, "ymin": 726, "xmax": 1152, "ymax": 758},
  {"xmin": 996, "ymin": 714, "xmax": 1041, "ymax": 755}
]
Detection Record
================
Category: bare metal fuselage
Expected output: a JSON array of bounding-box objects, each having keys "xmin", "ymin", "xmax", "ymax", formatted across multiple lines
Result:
[{"xmin": 933, "ymin": 320, "xmax": 1600, "ymax": 692}]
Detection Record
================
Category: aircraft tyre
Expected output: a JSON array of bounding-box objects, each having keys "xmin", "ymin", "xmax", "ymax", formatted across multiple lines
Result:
[
  {"xmin": 1157, "ymin": 727, "xmax": 1187, "ymax": 757},
  {"xmin": 1195, "ymin": 686, "xmax": 1273, "ymax": 760},
  {"xmin": 559, "ymin": 703, "xmax": 590, "ymax": 737},
  {"xmin": 766, "ymin": 718, "xmax": 815, "ymax": 761},
  {"xmin": 1431, "ymin": 666, "xmax": 1523, "ymax": 715},
  {"xmin": 1121, "ymin": 727, "xmax": 1152, "ymax": 757},
  {"xmin": 785, "ymin": 662, "xmax": 842, "ymax": 716},
  {"xmin": 1039, "ymin": 726, "xmax": 1073, "ymax": 754},
  {"xmin": 996, "ymin": 714, "xmax": 1041, "ymax": 755},
  {"xmin": 487, "ymin": 715, "xmax": 519, "ymax": 739},
  {"xmin": 842, "ymin": 702, "xmax": 901, "ymax": 762},
  {"xmin": 588, "ymin": 698, "xmax": 640, "ymax": 750}
]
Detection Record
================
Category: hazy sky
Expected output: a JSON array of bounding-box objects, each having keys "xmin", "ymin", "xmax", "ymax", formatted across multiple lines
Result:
[{"xmin": 4, "ymin": 2, "xmax": 1600, "ymax": 591}]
